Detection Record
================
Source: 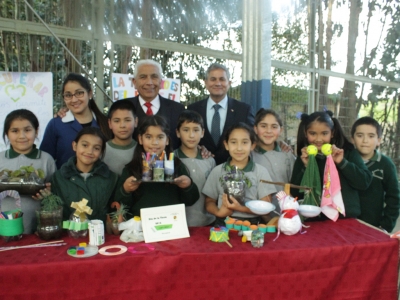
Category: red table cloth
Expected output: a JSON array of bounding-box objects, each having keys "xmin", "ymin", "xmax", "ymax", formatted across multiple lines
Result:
[{"xmin": 0, "ymin": 219, "xmax": 398, "ymax": 300}]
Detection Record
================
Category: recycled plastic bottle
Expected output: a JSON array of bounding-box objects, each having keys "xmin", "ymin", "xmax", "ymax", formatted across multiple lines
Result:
[{"xmin": 68, "ymin": 211, "xmax": 89, "ymax": 239}]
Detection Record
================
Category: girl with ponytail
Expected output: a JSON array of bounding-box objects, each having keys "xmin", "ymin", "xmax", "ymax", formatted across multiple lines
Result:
[
  {"xmin": 290, "ymin": 110, "xmax": 372, "ymax": 218},
  {"xmin": 40, "ymin": 73, "xmax": 112, "ymax": 169}
]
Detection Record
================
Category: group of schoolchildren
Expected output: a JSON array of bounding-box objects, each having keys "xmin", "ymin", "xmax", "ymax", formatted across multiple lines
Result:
[{"xmin": 1, "ymin": 73, "xmax": 399, "ymax": 235}]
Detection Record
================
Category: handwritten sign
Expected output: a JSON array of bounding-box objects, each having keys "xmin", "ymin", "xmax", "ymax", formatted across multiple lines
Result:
[
  {"xmin": 111, "ymin": 73, "xmax": 181, "ymax": 102},
  {"xmin": 0, "ymin": 72, "xmax": 53, "ymax": 151}
]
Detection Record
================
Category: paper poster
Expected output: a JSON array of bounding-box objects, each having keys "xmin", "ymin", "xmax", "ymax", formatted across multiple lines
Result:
[
  {"xmin": 141, "ymin": 204, "xmax": 190, "ymax": 243},
  {"xmin": 111, "ymin": 73, "xmax": 181, "ymax": 102},
  {"xmin": 0, "ymin": 72, "xmax": 53, "ymax": 151}
]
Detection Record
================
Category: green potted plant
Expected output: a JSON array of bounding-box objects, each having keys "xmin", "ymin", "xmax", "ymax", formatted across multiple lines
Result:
[
  {"xmin": 36, "ymin": 189, "xmax": 63, "ymax": 240},
  {"xmin": 106, "ymin": 202, "xmax": 129, "ymax": 235}
]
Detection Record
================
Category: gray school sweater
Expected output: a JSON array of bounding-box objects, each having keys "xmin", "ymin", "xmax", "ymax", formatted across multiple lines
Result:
[
  {"xmin": 0, "ymin": 146, "xmax": 56, "ymax": 234},
  {"xmin": 174, "ymin": 148, "xmax": 216, "ymax": 226}
]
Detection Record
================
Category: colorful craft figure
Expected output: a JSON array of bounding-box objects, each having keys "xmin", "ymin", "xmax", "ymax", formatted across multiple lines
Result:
[
  {"xmin": 321, "ymin": 150, "xmax": 345, "ymax": 221},
  {"xmin": 71, "ymin": 198, "xmax": 93, "ymax": 220},
  {"xmin": 321, "ymin": 143, "xmax": 332, "ymax": 156},
  {"xmin": 275, "ymin": 191, "xmax": 302, "ymax": 239},
  {"xmin": 306, "ymin": 145, "xmax": 318, "ymax": 156}
]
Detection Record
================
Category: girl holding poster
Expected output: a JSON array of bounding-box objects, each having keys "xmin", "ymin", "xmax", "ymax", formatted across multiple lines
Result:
[{"xmin": 40, "ymin": 73, "xmax": 111, "ymax": 169}]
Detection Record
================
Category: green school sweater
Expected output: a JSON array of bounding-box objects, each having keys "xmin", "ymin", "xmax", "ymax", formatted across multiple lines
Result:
[
  {"xmin": 115, "ymin": 162, "xmax": 199, "ymax": 216},
  {"xmin": 358, "ymin": 151, "xmax": 400, "ymax": 232},
  {"xmin": 290, "ymin": 149, "xmax": 372, "ymax": 218}
]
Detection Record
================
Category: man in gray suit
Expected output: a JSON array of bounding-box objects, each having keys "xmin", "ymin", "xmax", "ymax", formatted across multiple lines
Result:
[{"xmin": 188, "ymin": 63, "xmax": 255, "ymax": 165}]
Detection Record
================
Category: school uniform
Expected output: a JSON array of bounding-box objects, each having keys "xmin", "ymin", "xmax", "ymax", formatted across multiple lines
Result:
[
  {"xmin": 40, "ymin": 110, "xmax": 100, "ymax": 169},
  {"xmin": 202, "ymin": 157, "xmax": 276, "ymax": 225},
  {"xmin": 290, "ymin": 149, "xmax": 372, "ymax": 218},
  {"xmin": 174, "ymin": 148, "xmax": 216, "ymax": 226},
  {"xmin": 103, "ymin": 140, "xmax": 137, "ymax": 175},
  {"xmin": 51, "ymin": 156, "xmax": 118, "ymax": 223},
  {"xmin": 0, "ymin": 145, "xmax": 56, "ymax": 233},
  {"xmin": 358, "ymin": 150, "xmax": 400, "ymax": 232},
  {"xmin": 115, "ymin": 161, "xmax": 199, "ymax": 217},
  {"xmin": 252, "ymin": 144, "xmax": 295, "ymax": 216}
]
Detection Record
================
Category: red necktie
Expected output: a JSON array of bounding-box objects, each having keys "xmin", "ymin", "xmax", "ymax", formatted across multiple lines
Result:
[{"xmin": 144, "ymin": 102, "xmax": 153, "ymax": 116}]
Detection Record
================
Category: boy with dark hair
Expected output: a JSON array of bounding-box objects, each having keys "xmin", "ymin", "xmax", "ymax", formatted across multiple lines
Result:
[
  {"xmin": 174, "ymin": 110, "xmax": 216, "ymax": 226},
  {"xmin": 351, "ymin": 116, "xmax": 400, "ymax": 232},
  {"xmin": 103, "ymin": 100, "xmax": 137, "ymax": 175}
]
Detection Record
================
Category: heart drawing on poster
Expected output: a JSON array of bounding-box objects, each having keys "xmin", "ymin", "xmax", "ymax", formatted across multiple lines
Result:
[{"xmin": 5, "ymin": 84, "xmax": 26, "ymax": 102}]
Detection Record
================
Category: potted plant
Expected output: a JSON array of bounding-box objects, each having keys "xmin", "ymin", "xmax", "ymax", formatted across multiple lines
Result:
[
  {"xmin": 219, "ymin": 165, "xmax": 252, "ymax": 206},
  {"xmin": 106, "ymin": 202, "xmax": 129, "ymax": 235},
  {"xmin": 36, "ymin": 189, "xmax": 63, "ymax": 240}
]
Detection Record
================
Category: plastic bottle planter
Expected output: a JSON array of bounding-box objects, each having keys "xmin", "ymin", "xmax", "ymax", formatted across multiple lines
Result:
[
  {"xmin": 0, "ymin": 190, "xmax": 24, "ymax": 241},
  {"xmin": 223, "ymin": 180, "xmax": 246, "ymax": 206},
  {"xmin": 36, "ymin": 207, "xmax": 63, "ymax": 241},
  {"xmin": 68, "ymin": 212, "xmax": 89, "ymax": 239},
  {"xmin": 63, "ymin": 199, "xmax": 93, "ymax": 239}
]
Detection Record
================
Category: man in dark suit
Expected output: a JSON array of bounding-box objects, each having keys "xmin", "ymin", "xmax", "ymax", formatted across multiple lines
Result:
[
  {"xmin": 124, "ymin": 59, "xmax": 185, "ymax": 149},
  {"xmin": 188, "ymin": 63, "xmax": 254, "ymax": 165}
]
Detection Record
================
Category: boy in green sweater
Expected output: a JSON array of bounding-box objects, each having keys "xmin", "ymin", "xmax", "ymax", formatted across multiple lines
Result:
[{"xmin": 351, "ymin": 117, "xmax": 400, "ymax": 232}]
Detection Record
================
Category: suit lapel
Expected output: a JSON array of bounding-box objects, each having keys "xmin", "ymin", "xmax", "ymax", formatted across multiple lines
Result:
[{"xmin": 157, "ymin": 95, "xmax": 168, "ymax": 117}]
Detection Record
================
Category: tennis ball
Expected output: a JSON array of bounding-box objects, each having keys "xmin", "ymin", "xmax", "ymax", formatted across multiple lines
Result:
[
  {"xmin": 307, "ymin": 145, "xmax": 318, "ymax": 156},
  {"xmin": 321, "ymin": 143, "xmax": 332, "ymax": 156}
]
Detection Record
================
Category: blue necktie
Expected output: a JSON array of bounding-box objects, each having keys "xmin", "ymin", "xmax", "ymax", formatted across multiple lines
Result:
[{"xmin": 211, "ymin": 104, "xmax": 221, "ymax": 145}]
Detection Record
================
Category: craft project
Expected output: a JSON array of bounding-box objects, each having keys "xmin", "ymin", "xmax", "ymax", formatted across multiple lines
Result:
[
  {"xmin": 0, "ymin": 165, "xmax": 46, "ymax": 195},
  {"xmin": 307, "ymin": 145, "xmax": 318, "ymax": 156},
  {"xmin": 67, "ymin": 244, "xmax": 98, "ymax": 258},
  {"xmin": 106, "ymin": 202, "xmax": 129, "ymax": 235},
  {"xmin": 98, "ymin": 245, "xmax": 127, "ymax": 256},
  {"xmin": 245, "ymin": 200, "xmax": 275, "ymax": 215},
  {"xmin": 251, "ymin": 229, "xmax": 265, "ymax": 248},
  {"xmin": 298, "ymin": 205, "xmax": 321, "ymax": 218},
  {"xmin": 63, "ymin": 198, "xmax": 93, "ymax": 238},
  {"xmin": 321, "ymin": 143, "xmax": 332, "ymax": 156},
  {"xmin": 141, "ymin": 151, "xmax": 175, "ymax": 181},
  {"xmin": 209, "ymin": 227, "xmax": 232, "ymax": 247},
  {"xmin": 275, "ymin": 191, "xmax": 302, "ymax": 238},
  {"xmin": 118, "ymin": 216, "xmax": 144, "ymax": 243},
  {"xmin": 300, "ymin": 150, "xmax": 321, "ymax": 208},
  {"xmin": 321, "ymin": 145, "xmax": 345, "ymax": 221},
  {"xmin": 0, "ymin": 190, "xmax": 23, "ymax": 241},
  {"xmin": 128, "ymin": 244, "xmax": 155, "ymax": 254},
  {"xmin": 220, "ymin": 165, "xmax": 251, "ymax": 205}
]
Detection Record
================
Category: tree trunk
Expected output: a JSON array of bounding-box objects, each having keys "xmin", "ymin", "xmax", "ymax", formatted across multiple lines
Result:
[
  {"xmin": 140, "ymin": 0, "xmax": 152, "ymax": 59},
  {"xmin": 319, "ymin": 0, "xmax": 334, "ymax": 108},
  {"xmin": 340, "ymin": 0, "xmax": 362, "ymax": 136},
  {"xmin": 63, "ymin": 0, "xmax": 82, "ymax": 73},
  {"xmin": 317, "ymin": 1, "xmax": 325, "ymax": 106}
]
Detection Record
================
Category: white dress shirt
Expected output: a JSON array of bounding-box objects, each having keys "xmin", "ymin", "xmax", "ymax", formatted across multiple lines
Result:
[
  {"xmin": 139, "ymin": 95, "xmax": 160, "ymax": 115},
  {"xmin": 206, "ymin": 96, "xmax": 228, "ymax": 134}
]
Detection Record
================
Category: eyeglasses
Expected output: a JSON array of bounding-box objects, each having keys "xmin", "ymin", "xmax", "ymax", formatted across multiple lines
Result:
[{"xmin": 63, "ymin": 90, "xmax": 86, "ymax": 101}]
